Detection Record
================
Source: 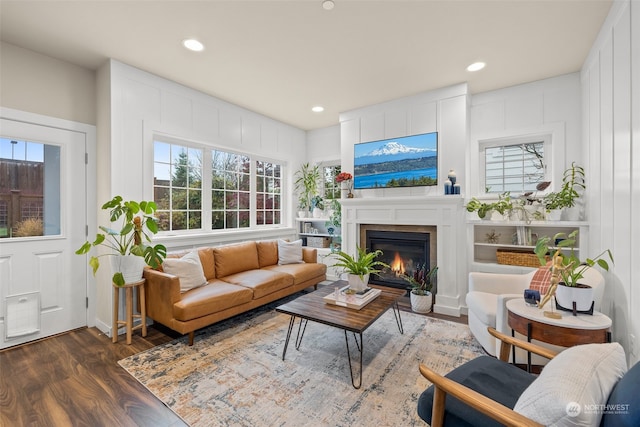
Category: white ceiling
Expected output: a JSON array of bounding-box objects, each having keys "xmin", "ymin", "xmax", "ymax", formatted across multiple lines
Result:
[{"xmin": 0, "ymin": 0, "xmax": 612, "ymax": 131}]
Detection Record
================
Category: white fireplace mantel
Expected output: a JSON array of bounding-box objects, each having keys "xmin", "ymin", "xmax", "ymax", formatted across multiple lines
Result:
[{"xmin": 339, "ymin": 195, "xmax": 466, "ymax": 316}]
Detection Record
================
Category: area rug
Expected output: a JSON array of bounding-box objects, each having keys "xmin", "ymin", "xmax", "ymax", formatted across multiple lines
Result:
[{"xmin": 119, "ymin": 306, "xmax": 484, "ymax": 427}]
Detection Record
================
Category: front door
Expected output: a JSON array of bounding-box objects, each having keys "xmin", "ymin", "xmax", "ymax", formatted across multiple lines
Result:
[{"xmin": 0, "ymin": 117, "xmax": 87, "ymax": 348}]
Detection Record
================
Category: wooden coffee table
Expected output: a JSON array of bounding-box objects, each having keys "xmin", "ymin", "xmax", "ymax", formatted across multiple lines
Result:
[{"xmin": 276, "ymin": 282, "xmax": 406, "ymax": 389}]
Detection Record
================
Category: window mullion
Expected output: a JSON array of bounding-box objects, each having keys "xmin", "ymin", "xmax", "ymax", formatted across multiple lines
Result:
[{"xmin": 202, "ymin": 149, "xmax": 212, "ymax": 232}]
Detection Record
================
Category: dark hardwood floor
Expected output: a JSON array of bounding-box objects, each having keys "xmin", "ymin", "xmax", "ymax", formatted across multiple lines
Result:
[{"xmin": 0, "ymin": 293, "xmax": 466, "ymax": 427}]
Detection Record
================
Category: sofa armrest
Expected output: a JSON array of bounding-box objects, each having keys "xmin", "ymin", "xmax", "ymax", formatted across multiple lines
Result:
[
  {"xmin": 143, "ymin": 268, "xmax": 182, "ymax": 324},
  {"xmin": 302, "ymin": 247, "xmax": 318, "ymax": 263},
  {"xmin": 468, "ymin": 271, "xmax": 534, "ymax": 295}
]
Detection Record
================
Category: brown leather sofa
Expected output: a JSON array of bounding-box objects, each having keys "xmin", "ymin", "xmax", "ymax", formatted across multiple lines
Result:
[{"xmin": 143, "ymin": 240, "xmax": 327, "ymax": 345}]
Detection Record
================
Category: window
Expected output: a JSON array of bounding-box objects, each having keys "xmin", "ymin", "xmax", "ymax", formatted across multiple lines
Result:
[
  {"xmin": 321, "ymin": 164, "xmax": 342, "ymax": 200},
  {"xmin": 154, "ymin": 141, "xmax": 203, "ymax": 231},
  {"xmin": 0, "ymin": 138, "xmax": 60, "ymax": 238},
  {"xmin": 481, "ymin": 136, "xmax": 549, "ymax": 194},
  {"xmin": 255, "ymin": 160, "xmax": 281, "ymax": 226},
  {"xmin": 211, "ymin": 150, "xmax": 250, "ymax": 230},
  {"xmin": 154, "ymin": 138, "xmax": 283, "ymax": 233}
]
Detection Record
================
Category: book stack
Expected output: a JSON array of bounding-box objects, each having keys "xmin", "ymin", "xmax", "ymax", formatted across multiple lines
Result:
[{"xmin": 323, "ymin": 286, "xmax": 382, "ymax": 310}]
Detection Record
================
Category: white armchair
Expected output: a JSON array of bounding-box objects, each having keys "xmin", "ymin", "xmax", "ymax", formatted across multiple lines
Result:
[{"xmin": 466, "ymin": 267, "xmax": 606, "ymax": 363}]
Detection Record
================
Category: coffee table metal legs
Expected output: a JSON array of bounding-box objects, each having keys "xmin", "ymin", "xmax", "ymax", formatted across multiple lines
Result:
[
  {"xmin": 344, "ymin": 331, "xmax": 364, "ymax": 389},
  {"xmin": 281, "ymin": 304, "xmax": 404, "ymax": 389},
  {"xmin": 282, "ymin": 316, "xmax": 308, "ymax": 360}
]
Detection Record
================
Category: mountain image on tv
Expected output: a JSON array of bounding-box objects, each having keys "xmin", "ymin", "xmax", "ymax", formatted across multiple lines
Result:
[{"xmin": 354, "ymin": 132, "xmax": 438, "ymax": 189}]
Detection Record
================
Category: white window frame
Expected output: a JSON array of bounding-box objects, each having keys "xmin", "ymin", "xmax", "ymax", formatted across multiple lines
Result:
[
  {"xmin": 477, "ymin": 133, "xmax": 554, "ymax": 196},
  {"xmin": 152, "ymin": 134, "xmax": 286, "ymax": 236}
]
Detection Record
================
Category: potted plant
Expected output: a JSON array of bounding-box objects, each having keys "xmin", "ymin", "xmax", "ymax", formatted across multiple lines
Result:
[
  {"xmin": 534, "ymin": 230, "xmax": 613, "ymax": 312},
  {"xmin": 76, "ymin": 196, "xmax": 167, "ymax": 286},
  {"xmin": 310, "ymin": 195, "xmax": 324, "ymax": 218},
  {"xmin": 466, "ymin": 192, "xmax": 512, "ymax": 220},
  {"xmin": 294, "ymin": 163, "xmax": 320, "ymax": 216},
  {"xmin": 549, "ymin": 162, "xmax": 585, "ymax": 221},
  {"xmin": 325, "ymin": 198, "xmax": 341, "ymax": 229},
  {"xmin": 402, "ymin": 265, "xmax": 438, "ymax": 313},
  {"xmin": 331, "ymin": 246, "xmax": 390, "ymax": 292}
]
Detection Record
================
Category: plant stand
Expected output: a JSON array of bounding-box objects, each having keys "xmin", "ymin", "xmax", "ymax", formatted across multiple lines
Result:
[{"xmin": 112, "ymin": 279, "xmax": 147, "ymax": 344}]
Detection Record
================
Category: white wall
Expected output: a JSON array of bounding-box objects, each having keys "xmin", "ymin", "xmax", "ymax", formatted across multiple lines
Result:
[
  {"xmin": 339, "ymin": 83, "xmax": 468, "ymax": 198},
  {"xmin": 581, "ymin": 0, "xmax": 640, "ymax": 364},
  {"xmin": 0, "ymin": 42, "xmax": 96, "ymax": 125},
  {"xmin": 469, "ymin": 73, "xmax": 582, "ymax": 197},
  {"xmin": 306, "ymin": 125, "xmax": 341, "ymax": 165},
  {"xmin": 92, "ymin": 60, "xmax": 307, "ymax": 333}
]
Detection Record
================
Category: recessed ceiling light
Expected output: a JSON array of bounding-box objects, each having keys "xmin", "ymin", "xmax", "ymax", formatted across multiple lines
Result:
[
  {"xmin": 322, "ymin": 0, "xmax": 335, "ymax": 11},
  {"xmin": 467, "ymin": 62, "xmax": 486, "ymax": 72},
  {"xmin": 183, "ymin": 39, "xmax": 204, "ymax": 52},
  {"xmin": 312, "ymin": 106, "xmax": 325, "ymax": 113}
]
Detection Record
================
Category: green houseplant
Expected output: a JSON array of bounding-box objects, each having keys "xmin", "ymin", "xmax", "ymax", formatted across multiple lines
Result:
[
  {"xmin": 294, "ymin": 163, "xmax": 320, "ymax": 216},
  {"xmin": 466, "ymin": 192, "xmax": 512, "ymax": 219},
  {"xmin": 402, "ymin": 266, "xmax": 438, "ymax": 313},
  {"xmin": 331, "ymin": 247, "xmax": 390, "ymax": 291},
  {"xmin": 544, "ymin": 163, "xmax": 585, "ymax": 220},
  {"xmin": 534, "ymin": 230, "xmax": 613, "ymax": 312},
  {"xmin": 76, "ymin": 196, "xmax": 167, "ymax": 286}
]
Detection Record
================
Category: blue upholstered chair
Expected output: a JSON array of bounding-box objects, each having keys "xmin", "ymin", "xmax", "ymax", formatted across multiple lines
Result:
[{"xmin": 417, "ymin": 327, "xmax": 639, "ymax": 427}]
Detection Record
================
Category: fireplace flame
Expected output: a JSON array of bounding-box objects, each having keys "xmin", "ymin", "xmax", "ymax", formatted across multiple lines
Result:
[{"xmin": 390, "ymin": 252, "xmax": 405, "ymax": 275}]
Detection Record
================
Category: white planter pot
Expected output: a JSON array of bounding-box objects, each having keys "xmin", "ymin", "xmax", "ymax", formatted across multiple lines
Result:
[
  {"xmin": 312, "ymin": 207, "xmax": 323, "ymax": 218},
  {"xmin": 410, "ymin": 291, "xmax": 433, "ymax": 313},
  {"xmin": 347, "ymin": 273, "xmax": 370, "ymax": 292},
  {"xmin": 563, "ymin": 206, "xmax": 581, "ymax": 221},
  {"xmin": 110, "ymin": 254, "xmax": 145, "ymax": 284},
  {"xmin": 555, "ymin": 284, "xmax": 594, "ymax": 312},
  {"xmin": 297, "ymin": 210, "xmax": 307, "ymax": 218},
  {"xmin": 546, "ymin": 209, "xmax": 563, "ymax": 221}
]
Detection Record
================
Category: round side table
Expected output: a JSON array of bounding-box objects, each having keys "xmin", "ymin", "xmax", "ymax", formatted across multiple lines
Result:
[
  {"xmin": 506, "ymin": 298, "xmax": 611, "ymax": 371},
  {"xmin": 112, "ymin": 279, "xmax": 147, "ymax": 344}
]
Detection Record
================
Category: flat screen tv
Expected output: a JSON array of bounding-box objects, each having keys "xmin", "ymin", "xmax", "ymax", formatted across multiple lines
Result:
[{"xmin": 353, "ymin": 132, "xmax": 438, "ymax": 189}]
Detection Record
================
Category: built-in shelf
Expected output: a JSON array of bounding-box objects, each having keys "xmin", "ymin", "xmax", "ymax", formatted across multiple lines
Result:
[{"xmin": 468, "ymin": 220, "xmax": 589, "ymax": 271}]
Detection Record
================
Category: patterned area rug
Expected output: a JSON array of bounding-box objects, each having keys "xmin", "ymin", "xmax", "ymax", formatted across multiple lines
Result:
[{"xmin": 119, "ymin": 304, "xmax": 484, "ymax": 427}]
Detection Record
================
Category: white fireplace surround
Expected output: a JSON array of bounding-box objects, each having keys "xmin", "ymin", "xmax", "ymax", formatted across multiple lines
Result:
[{"xmin": 339, "ymin": 196, "xmax": 466, "ymax": 316}]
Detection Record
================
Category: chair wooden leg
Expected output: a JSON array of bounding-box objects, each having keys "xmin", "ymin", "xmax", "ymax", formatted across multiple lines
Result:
[{"xmin": 431, "ymin": 386, "xmax": 446, "ymax": 427}]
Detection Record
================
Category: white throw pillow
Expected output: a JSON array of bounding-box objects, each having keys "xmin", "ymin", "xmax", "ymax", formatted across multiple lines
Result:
[
  {"xmin": 162, "ymin": 251, "xmax": 207, "ymax": 293},
  {"xmin": 514, "ymin": 342, "xmax": 627, "ymax": 426},
  {"xmin": 277, "ymin": 239, "xmax": 304, "ymax": 265}
]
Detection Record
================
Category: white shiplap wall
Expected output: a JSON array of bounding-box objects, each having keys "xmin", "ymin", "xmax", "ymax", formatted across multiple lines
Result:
[{"xmin": 582, "ymin": 0, "xmax": 640, "ymax": 364}]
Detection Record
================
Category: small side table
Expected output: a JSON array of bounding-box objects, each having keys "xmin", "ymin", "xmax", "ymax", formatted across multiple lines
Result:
[
  {"xmin": 112, "ymin": 279, "xmax": 147, "ymax": 344},
  {"xmin": 506, "ymin": 298, "xmax": 611, "ymax": 371}
]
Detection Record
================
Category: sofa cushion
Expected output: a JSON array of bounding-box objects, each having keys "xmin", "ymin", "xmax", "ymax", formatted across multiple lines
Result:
[
  {"xmin": 264, "ymin": 262, "xmax": 327, "ymax": 285},
  {"xmin": 256, "ymin": 240, "xmax": 279, "ymax": 268},
  {"xmin": 465, "ymin": 292, "xmax": 497, "ymax": 326},
  {"xmin": 173, "ymin": 281, "xmax": 254, "ymax": 321},
  {"xmin": 514, "ymin": 342, "xmax": 627, "ymax": 426},
  {"xmin": 214, "ymin": 241, "xmax": 260, "ymax": 278},
  {"xmin": 197, "ymin": 247, "xmax": 216, "ymax": 281},
  {"xmin": 529, "ymin": 262, "xmax": 553, "ymax": 295},
  {"xmin": 220, "ymin": 269, "xmax": 293, "ymax": 299},
  {"xmin": 277, "ymin": 239, "xmax": 304, "ymax": 265},
  {"xmin": 162, "ymin": 251, "xmax": 207, "ymax": 292}
]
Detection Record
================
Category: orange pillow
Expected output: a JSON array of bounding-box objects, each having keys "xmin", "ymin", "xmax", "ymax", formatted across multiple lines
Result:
[{"xmin": 529, "ymin": 263, "xmax": 553, "ymax": 295}]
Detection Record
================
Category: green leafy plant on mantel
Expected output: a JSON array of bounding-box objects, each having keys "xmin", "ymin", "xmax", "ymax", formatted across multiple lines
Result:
[
  {"xmin": 331, "ymin": 247, "xmax": 390, "ymax": 280},
  {"xmin": 75, "ymin": 196, "xmax": 167, "ymax": 286},
  {"xmin": 466, "ymin": 192, "xmax": 513, "ymax": 219},
  {"xmin": 534, "ymin": 230, "xmax": 613, "ymax": 287}
]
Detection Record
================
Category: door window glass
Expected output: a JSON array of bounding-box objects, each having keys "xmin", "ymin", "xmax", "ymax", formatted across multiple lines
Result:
[{"xmin": 0, "ymin": 138, "xmax": 60, "ymax": 238}]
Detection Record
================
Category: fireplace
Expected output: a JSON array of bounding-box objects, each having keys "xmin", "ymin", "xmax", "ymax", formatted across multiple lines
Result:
[{"xmin": 366, "ymin": 230, "xmax": 430, "ymax": 290}]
